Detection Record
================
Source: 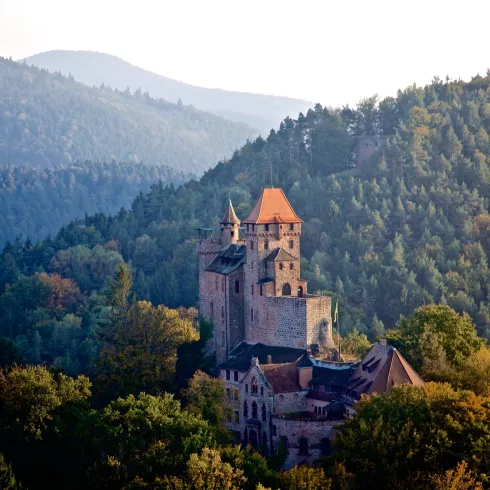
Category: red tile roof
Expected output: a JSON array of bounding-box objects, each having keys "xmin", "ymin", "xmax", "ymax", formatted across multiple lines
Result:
[
  {"xmin": 243, "ymin": 188, "xmax": 302, "ymax": 224},
  {"xmin": 260, "ymin": 362, "xmax": 302, "ymax": 393}
]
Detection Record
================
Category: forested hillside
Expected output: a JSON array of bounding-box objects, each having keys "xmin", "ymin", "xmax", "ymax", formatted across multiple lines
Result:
[
  {"xmin": 0, "ymin": 161, "xmax": 189, "ymax": 246},
  {"xmin": 4, "ymin": 73, "xmax": 490, "ymax": 371},
  {"xmin": 0, "ymin": 57, "xmax": 255, "ymax": 172},
  {"xmin": 24, "ymin": 50, "xmax": 312, "ymax": 132}
]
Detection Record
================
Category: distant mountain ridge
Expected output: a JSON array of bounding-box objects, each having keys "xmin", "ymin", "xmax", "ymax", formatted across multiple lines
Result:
[
  {"xmin": 0, "ymin": 57, "xmax": 255, "ymax": 173},
  {"xmin": 23, "ymin": 50, "xmax": 313, "ymax": 132}
]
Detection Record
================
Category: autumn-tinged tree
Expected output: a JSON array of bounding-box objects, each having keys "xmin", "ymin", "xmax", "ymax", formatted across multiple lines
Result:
[
  {"xmin": 186, "ymin": 448, "xmax": 246, "ymax": 490},
  {"xmin": 430, "ymin": 461, "xmax": 483, "ymax": 490},
  {"xmin": 385, "ymin": 305, "xmax": 485, "ymax": 370},
  {"xmin": 278, "ymin": 466, "xmax": 331, "ymax": 490},
  {"xmin": 96, "ymin": 300, "xmax": 198, "ymax": 398},
  {"xmin": 0, "ymin": 365, "xmax": 91, "ymax": 440},
  {"xmin": 334, "ymin": 383, "xmax": 490, "ymax": 488}
]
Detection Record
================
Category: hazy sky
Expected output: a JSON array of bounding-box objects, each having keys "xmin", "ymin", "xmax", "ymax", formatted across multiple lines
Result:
[{"xmin": 1, "ymin": 0, "xmax": 489, "ymax": 107}]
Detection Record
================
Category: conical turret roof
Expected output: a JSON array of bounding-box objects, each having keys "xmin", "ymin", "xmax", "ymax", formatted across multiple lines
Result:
[{"xmin": 221, "ymin": 199, "xmax": 240, "ymax": 225}]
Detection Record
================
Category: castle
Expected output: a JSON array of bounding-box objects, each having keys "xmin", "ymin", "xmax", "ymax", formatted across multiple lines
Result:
[
  {"xmin": 197, "ymin": 187, "xmax": 334, "ymax": 364},
  {"xmin": 197, "ymin": 188, "xmax": 423, "ymax": 467}
]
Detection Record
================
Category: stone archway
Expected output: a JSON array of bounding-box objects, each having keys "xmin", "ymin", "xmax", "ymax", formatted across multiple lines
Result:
[
  {"xmin": 297, "ymin": 285, "xmax": 304, "ymax": 297},
  {"xmin": 282, "ymin": 283, "xmax": 291, "ymax": 296}
]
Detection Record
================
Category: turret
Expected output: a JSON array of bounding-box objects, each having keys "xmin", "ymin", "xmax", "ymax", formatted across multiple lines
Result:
[{"xmin": 220, "ymin": 199, "xmax": 241, "ymax": 247}]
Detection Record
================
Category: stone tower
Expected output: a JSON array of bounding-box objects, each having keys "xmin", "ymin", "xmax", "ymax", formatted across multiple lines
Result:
[{"xmin": 197, "ymin": 189, "xmax": 334, "ymax": 364}]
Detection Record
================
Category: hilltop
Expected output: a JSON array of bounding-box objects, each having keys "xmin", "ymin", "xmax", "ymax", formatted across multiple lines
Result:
[
  {"xmin": 23, "ymin": 50, "xmax": 313, "ymax": 132},
  {"xmin": 0, "ymin": 57, "xmax": 255, "ymax": 172}
]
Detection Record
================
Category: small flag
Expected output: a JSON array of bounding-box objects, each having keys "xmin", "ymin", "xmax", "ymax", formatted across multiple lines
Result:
[{"xmin": 333, "ymin": 301, "xmax": 338, "ymax": 323}]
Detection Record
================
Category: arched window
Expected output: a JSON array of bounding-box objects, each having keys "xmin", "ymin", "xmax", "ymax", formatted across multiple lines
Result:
[
  {"xmin": 279, "ymin": 262, "xmax": 284, "ymax": 270},
  {"xmin": 297, "ymin": 285, "xmax": 304, "ymax": 297},
  {"xmin": 282, "ymin": 283, "xmax": 291, "ymax": 296},
  {"xmin": 249, "ymin": 429, "xmax": 258, "ymax": 447},
  {"xmin": 261, "ymin": 403, "xmax": 266, "ymax": 421},
  {"xmin": 244, "ymin": 400, "xmax": 248, "ymax": 418},
  {"xmin": 299, "ymin": 437, "xmax": 309, "ymax": 456},
  {"xmin": 290, "ymin": 263, "xmax": 294, "ymax": 270},
  {"xmin": 321, "ymin": 438, "xmax": 333, "ymax": 456},
  {"xmin": 252, "ymin": 401, "xmax": 258, "ymax": 419},
  {"xmin": 251, "ymin": 377, "xmax": 258, "ymax": 394}
]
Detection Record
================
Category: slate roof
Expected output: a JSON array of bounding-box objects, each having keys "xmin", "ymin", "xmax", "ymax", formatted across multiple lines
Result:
[
  {"xmin": 221, "ymin": 199, "xmax": 240, "ymax": 225},
  {"xmin": 310, "ymin": 365, "xmax": 357, "ymax": 388},
  {"xmin": 219, "ymin": 342, "xmax": 307, "ymax": 371},
  {"xmin": 205, "ymin": 244, "xmax": 246, "ymax": 275},
  {"xmin": 260, "ymin": 362, "xmax": 302, "ymax": 393},
  {"xmin": 344, "ymin": 341, "xmax": 424, "ymax": 399},
  {"xmin": 243, "ymin": 188, "xmax": 303, "ymax": 224},
  {"xmin": 265, "ymin": 248, "xmax": 297, "ymax": 262}
]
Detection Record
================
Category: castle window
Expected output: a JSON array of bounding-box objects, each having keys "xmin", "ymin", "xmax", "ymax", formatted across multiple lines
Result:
[
  {"xmin": 299, "ymin": 437, "xmax": 309, "ymax": 456},
  {"xmin": 250, "ymin": 241, "xmax": 254, "ymax": 250},
  {"xmin": 290, "ymin": 263, "xmax": 294, "ymax": 270},
  {"xmin": 261, "ymin": 386, "xmax": 264, "ymax": 396},
  {"xmin": 298, "ymin": 285, "xmax": 303, "ymax": 297},
  {"xmin": 230, "ymin": 231, "xmax": 234, "ymax": 238},
  {"xmin": 247, "ymin": 224, "xmax": 249, "ymax": 232},
  {"xmin": 226, "ymin": 370, "xmax": 230, "ymax": 381},
  {"xmin": 221, "ymin": 306, "xmax": 225, "ymax": 318},
  {"xmin": 264, "ymin": 240, "xmax": 269, "ymax": 250},
  {"xmin": 244, "ymin": 401, "xmax": 248, "ymax": 417},
  {"xmin": 251, "ymin": 262, "xmax": 254, "ymax": 269},
  {"xmin": 289, "ymin": 240, "xmax": 294, "ymax": 249},
  {"xmin": 251, "ymin": 308, "xmax": 254, "ymax": 322},
  {"xmin": 251, "ymin": 285, "xmax": 254, "ymax": 295},
  {"xmin": 215, "ymin": 276, "xmax": 218, "ymax": 291},
  {"xmin": 260, "ymin": 286, "xmax": 263, "ymax": 296},
  {"xmin": 279, "ymin": 263, "xmax": 284, "ymax": 270},
  {"xmin": 261, "ymin": 403, "xmax": 266, "ymax": 421},
  {"xmin": 252, "ymin": 401, "xmax": 258, "ymax": 419},
  {"xmin": 210, "ymin": 302, "xmax": 214, "ymax": 316},
  {"xmin": 222, "ymin": 331, "xmax": 225, "ymax": 344},
  {"xmin": 321, "ymin": 438, "xmax": 333, "ymax": 456},
  {"xmin": 235, "ymin": 280, "xmax": 240, "ymax": 294},
  {"xmin": 252, "ymin": 224, "xmax": 255, "ymax": 232},
  {"xmin": 234, "ymin": 371, "xmax": 239, "ymax": 382},
  {"xmin": 245, "ymin": 384, "xmax": 248, "ymax": 393},
  {"xmin": 289, "ymin": 223, "xmax": 294, "ymax": 231},
  {"xmin": 234, "ymin": 411, "xmax": 240, "ymax": 423},
  {"xmin": 265, "ymin": 224, "xmax": 269, "ymax": 232},
  {"xmin": 282, "ymin": 283, "xmax": 291, "ymax": 296},
  {"xmin": 251, "ymin": 377, "xmax": 258, "ymax": 395}
]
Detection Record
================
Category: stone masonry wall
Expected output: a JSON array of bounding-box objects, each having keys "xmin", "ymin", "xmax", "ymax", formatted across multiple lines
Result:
[
  {"xmin": 272, "ymin": 416, "xmax": 342, "ymax": 469},
  {"xmin": 306, "ymin": 296, "xmax": 333, "ymax": 347}
]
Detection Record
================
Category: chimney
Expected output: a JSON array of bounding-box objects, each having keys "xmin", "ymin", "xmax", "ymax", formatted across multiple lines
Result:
[
  {"xmin": 251, "ymin": 356, "xmax": 259, "ymax": 367},
  {"xmin": 267, "ymin": 355, "xmax": 272, "ymax": 364},
  {"xmin": 379, "ymin": 339, "xmax": 387, "ymax": 346}
]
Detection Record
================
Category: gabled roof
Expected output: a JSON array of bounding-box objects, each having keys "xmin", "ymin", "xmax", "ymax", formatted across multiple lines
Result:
[
  {"xmin": 205, "ymin": 244, "xmax": 246, "ymax": 275},
  {"xmin": 265, "ymin": 247, "xmax": 297, "ymax": 262},
  {"xmin": 221, "ymin": 199, "xmax": 240, "ymax": 225},
  {"xmin": 243, "ymin": 188, "xmax": 303, "ymax": 224},
  {"xmin": 260, "ymin": 362, "xmax": 302, "ymax": 393},
  {"xmin": 218, "ymin": 342, "xmax": 307, "ymax": 371},
  {"xmin": 345, "ymin": 342, "xmax": 424, "ymax": 399}
]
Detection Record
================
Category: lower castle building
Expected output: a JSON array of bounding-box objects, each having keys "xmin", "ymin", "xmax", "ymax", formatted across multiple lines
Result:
[{"xmin": 197, "ymin": 187, "xmax": 423, "ymax": 467}]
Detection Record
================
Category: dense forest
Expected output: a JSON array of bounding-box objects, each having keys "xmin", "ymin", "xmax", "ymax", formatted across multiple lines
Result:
[
  {"xmin": 4, "ymin": 70, "xmax": 490, "ymax": 489},
  {"xmin": 0, "ymin": 161, "xmax": 189, "ymax": 246},
  {"xmin": 24, "ymin": 50, "xmax": 312, "ymax": 132},
  {"xmin": 0, "ymin": 57, "xmax": 255, "ymax": 172},
  {"xmin": 5, "ymin": 73, "xmax": 490, "ymax": 339}
]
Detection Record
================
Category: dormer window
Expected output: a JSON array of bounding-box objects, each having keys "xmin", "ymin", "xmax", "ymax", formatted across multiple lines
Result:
[{"xmin": 250, "ymin": 241, "xmax": 254, "ymax": 250}]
